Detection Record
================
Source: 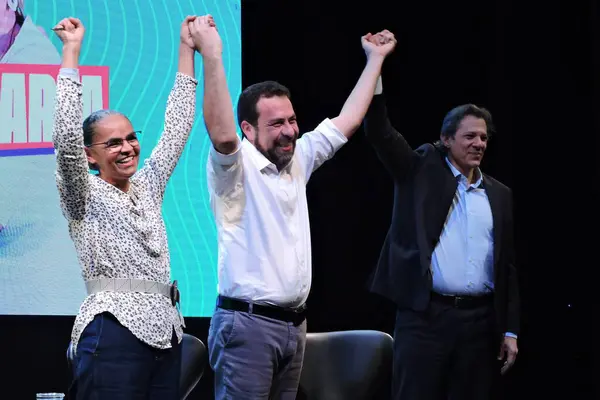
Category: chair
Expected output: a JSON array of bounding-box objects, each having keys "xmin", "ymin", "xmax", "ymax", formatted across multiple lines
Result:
[
  {"xmin": 179, "ymin": 333, "xmax": 208, "ymax": 399},
  {"xmin": 66, "ymin": 332, "xmax": 207, "ymax": 400},
  {"xmin": 297, "ymin": 330, "xmax": 393, "ymax": 400}
]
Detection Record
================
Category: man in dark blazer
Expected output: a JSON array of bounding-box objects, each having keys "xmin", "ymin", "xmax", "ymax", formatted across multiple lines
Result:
[{"xmin": 363, "ymin": 65, "xmax": 520, "ymax": 399}]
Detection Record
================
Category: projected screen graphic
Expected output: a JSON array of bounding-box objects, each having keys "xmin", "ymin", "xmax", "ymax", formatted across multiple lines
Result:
[{"xmin": 0, "ymin": 0, "xmax": 241, "ymax": 317}]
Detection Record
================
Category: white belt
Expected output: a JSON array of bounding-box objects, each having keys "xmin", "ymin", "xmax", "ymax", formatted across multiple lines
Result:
[{"xmin": 85, "ymin": 278, "xmax": 179, "ymax": 306}]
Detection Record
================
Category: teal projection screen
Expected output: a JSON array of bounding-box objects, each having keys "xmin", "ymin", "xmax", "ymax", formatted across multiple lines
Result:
[{"xmin": 0, "ymin": 0, "xmax": 241, "ymax": 317}]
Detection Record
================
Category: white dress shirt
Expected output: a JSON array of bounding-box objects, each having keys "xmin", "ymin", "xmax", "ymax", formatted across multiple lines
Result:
[{"xmin": 207, "ymin": 119, "xmax": 347, "ymax": 308}]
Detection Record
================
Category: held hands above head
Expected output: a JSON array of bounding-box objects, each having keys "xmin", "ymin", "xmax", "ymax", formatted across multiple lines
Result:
[
  {"xmin": 180, "ymin": 15, "xmax": 198, "ymax": 51},
  {"xmin": 180, "ymin": 15, "xmax": 216, "ymax": 50},
  {"xmin": 327, "ymin": 28, "xmax": 396, "ymax": 138},
  {"xmin": 362, "ymin": 29, "xmax": 397, "ymax": 59},
  {"xmin": 188, "ymin": 14, "xmax": 222, "ymax": 58}
]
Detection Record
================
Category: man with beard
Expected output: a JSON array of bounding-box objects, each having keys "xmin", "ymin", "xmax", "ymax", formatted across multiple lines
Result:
[
  {"xmin": 191, "ymin": 16, "xmax": 397, "ymax": 399},
  {"xmin": 363, "ymin": 72, "xmax": 520, "ymax": 399}
]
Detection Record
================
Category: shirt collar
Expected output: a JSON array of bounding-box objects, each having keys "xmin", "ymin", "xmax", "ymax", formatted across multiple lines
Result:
[
  {"xmin": 445, "ymin": 157, "xmax": 483, "ymax": 188},
  {"xmin": 242, "ymin": 138, "xmax": 291, "ymax": 173}
]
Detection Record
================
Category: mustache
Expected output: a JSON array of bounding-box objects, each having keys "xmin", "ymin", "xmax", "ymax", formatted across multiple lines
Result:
[{"xmin": 276, "ymin": 134, "xmax": 297, "ymax": 147}]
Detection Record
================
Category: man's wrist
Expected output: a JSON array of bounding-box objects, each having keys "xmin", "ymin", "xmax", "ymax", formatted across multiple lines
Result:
[
  {"xmin": 367, "ymin": 52, "xmax": 386, "ymax": 62},
  {"xmin": 200, "ymin": 50, "xmax": 222, "ymax": 61}
]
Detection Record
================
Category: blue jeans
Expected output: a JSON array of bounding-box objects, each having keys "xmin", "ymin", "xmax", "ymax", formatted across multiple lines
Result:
[
  {"xmin": 69, "ymin": 312, "xmax": 181, "ymax": 400},
  {"xmin": 208, "ymin": 307, "xmax": 307, "ymax": 400}
]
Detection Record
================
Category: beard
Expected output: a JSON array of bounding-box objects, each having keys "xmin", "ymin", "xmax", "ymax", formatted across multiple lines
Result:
[{"xmin": 257, "ymin": 134, "xmax": 297, "ymax": 171}]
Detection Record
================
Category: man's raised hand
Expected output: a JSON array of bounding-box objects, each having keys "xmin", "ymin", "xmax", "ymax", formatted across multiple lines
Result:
[
  {"xmin": 188, "ymin": 15, "xmax": 221, "ymax": 58},
  {"xmin": 363, "ymin": 29, "xmax": 397, "ymax": 59}
]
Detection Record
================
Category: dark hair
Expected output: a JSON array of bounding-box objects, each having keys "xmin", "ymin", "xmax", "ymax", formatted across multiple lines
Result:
[
  {"xmin": 236, "ymin": 81, "xmax": 291, "ymax": 130},
  {"xmin": 434, "ymin": 104, "xmax": 495, "ymax": 151},
  {"xmin": 15, "ymin": 9, "xmax": 25, "ymax": 27},
  {"xmin": 82, "ymin": 109, "xmax": 126, "ymax": 171}
]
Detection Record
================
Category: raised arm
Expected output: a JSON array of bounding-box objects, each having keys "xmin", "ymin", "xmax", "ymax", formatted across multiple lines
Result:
[
  {"xmin": 294, "ymin": 30, "xmax": 397, "ymax": 180},
  {"xmin": 330, "ymin": 30, "xmax": 396, "ymax": 138},
  {"xmin": 363, "ymin": 75, "xmax": 417, "ymax": 182},
  {"xmin": 190, "ymin": 15, "xmax": 243, "ymax": 201},
  {"xmin": 51, "ymin": 17, "xmax": 89, "ymax": 221},
  {"xmin": 143, "ymin": 16, "xmax": 198, "ymax": 199},
  {"xmin": 190, "ymin": 15, "xmax": 239, "ymax": 156}
]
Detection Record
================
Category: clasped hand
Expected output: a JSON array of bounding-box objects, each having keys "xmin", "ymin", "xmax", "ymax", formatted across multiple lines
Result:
[
  {"xmin": 363, "ymin": 29, "xmax": 397, "ymax": 59},
  {"xmin": 181, "ymin": 14, "xmax": 222, "ymax": 58}
]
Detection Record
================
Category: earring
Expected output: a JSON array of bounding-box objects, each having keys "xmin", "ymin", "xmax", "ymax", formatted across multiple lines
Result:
[{"xmin": 7, "ymin": 0, "xmax": 18, "ymax": 12}]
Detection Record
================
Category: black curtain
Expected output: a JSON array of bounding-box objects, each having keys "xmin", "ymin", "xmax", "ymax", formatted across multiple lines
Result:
[{"xmin": 242, "ymin": 0, "xmax": 598, "ymax": 398}]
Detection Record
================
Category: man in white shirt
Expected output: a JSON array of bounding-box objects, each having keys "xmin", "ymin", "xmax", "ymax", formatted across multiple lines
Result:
[{"xmin": 189, "ymin": 16, "xmax": 396, "ymax": 399}]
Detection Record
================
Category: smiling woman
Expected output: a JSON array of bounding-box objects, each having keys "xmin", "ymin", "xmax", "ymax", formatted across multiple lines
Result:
[
  {"xmin": 49, "ymin": 14, "xmax": 204, "ymax": 400},
  {"xmin": 81, "ymin": 109, "xmax": 141, "ymax": 187}
]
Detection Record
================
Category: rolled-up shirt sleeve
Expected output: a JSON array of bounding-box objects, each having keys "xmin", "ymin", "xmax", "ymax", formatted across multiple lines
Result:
[
  {"xmin": 207, "ymin": 136, "xmax": 243, "ymax": 198},
  {"xmin": 295, "ymin": 118, "xmax": 348, "ymax": 181}
]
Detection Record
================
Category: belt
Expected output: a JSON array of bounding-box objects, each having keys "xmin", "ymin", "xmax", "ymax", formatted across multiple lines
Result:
[
  {"xmin": 431, "ymin": 291, "xmax": 493, "ymax": 309},
  {"xmin": 216, "ymin": 295, "xmax": 307, "ymax": 326},
  {"xmin": 85, "ymin": 278, "xmax": 181, "ymax": 307}
]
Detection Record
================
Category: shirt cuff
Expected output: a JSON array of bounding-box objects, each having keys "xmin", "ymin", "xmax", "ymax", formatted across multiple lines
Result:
[
  {"xmin": 505, "ymin": 332, "xmax": 517, "ymax": 339},
  {"xmin": 59, "ymin": 68, "xmax": 79, "ymax": 80},
  {"xmin": 210, "ymin": 136, "xmax": 241, "ymax": 166},
  {"xmin": 375, "ymin": 75, "xmax": 383, "ymax": 94},
  {"xmin": 315, "ymin": 118, "xmax": 348, "ymax": 152},
  {"xmin": 175, "ymin": 71, "xmax": 199, "ymax": 86}
]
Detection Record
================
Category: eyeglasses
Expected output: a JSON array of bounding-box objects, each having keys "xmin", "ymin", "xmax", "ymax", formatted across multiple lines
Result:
[{"xmin": 86, "ymin": 131, "xmax": 141, "ymax": 153}]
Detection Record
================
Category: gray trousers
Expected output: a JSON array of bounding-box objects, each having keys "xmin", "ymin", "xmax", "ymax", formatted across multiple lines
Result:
[{"xmin": 208, "ymin": 307, "xmax": 307, "ymax": 400}]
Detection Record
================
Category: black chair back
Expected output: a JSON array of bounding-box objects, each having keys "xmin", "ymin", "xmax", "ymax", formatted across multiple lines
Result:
[
  {"xmin": 297, "ymin": 330, "xmax": 393, "ymax": 400},
  {"xmin": 180, "ymin": 333, "xmax": 207, "ymax": 399}
]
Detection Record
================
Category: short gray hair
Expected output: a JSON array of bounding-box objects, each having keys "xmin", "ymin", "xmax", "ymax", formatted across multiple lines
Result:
[{"xmin": 82, "ymin": 109, "xmax": 127, "ymax": 171}]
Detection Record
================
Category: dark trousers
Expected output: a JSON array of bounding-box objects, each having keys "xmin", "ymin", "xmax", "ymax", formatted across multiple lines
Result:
[
  {"xmin": 68, "ymin": 312, "xmax": 181, "ymax": 400},
  {"xmin": 208, "ymin": 307, "xmax": 307, "ymax": 400},
  {"xmin": 392, "ymin": 298, "xmax": 499, "ymax": 400}
]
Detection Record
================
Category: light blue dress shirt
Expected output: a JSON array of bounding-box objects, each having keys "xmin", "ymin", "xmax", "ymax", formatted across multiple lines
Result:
[{"xmin": 431, "ymin": 158, "xmax": 516, "ymax": 339}]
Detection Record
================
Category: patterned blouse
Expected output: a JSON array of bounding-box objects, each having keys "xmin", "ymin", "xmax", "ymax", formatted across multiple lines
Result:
[{"xmin": 52, "ymin": 70, "xmax": 197, "ymax": 352}]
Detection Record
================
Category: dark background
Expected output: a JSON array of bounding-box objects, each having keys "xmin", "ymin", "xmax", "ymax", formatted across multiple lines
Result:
[{"xmin": 1, "ymin": 0, "xmax": 598, "ymax": 398}]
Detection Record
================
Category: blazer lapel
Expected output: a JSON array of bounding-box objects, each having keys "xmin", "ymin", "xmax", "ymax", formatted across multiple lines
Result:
[{"xmin": 483, "ymin": 175, "xmax": 503, "ymax": 274}]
